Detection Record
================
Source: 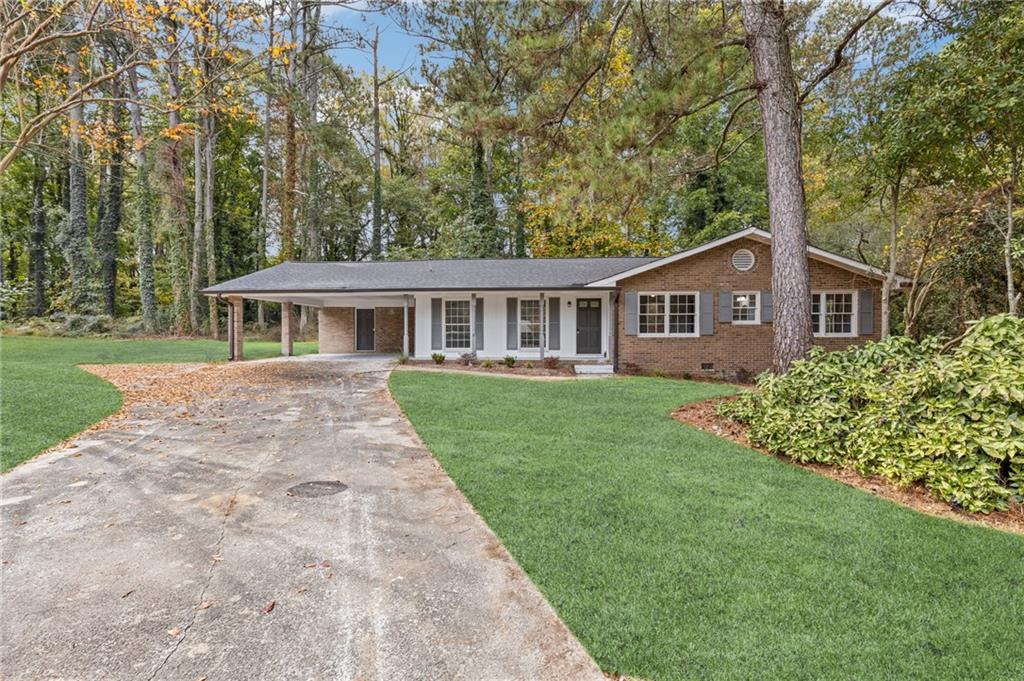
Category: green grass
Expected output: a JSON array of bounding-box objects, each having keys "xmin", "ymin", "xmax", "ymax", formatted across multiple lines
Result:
[
  {"xmin": 0, "ymin": 335, "xmax": 316, "ymax": 471},
  {"xmin": 389, "ymin": 372, "xmax": 1024, "ymax": 681}
]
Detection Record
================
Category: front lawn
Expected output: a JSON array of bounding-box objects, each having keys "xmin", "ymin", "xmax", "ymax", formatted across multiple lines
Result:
[
  {"xmin": 0, "ymin": 335, "xmax": 316, "ymax": 471},
  {"xmin": 389, "ymin": 371, "xmax": 1024, "ymax": 681}
]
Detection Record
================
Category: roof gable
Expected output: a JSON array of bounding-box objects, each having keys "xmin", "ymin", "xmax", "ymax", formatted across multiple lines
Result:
[{"xmin": 584, "ymin": 227, "xmax": 909, "ymax": 286}]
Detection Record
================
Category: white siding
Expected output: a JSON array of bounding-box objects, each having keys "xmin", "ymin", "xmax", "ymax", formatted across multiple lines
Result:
[{"xmin": 412, "ymin": 290, "xmax": 611, "ymax": 361}]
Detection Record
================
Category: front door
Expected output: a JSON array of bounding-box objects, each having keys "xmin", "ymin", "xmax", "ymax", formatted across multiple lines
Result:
[
  {"xmin": 356, "ymin": 308, "xmax": 375, "ymax": 351},
  {"xmin": 576, "ymin": 298, "xmax": 602, "ymax": 354}
]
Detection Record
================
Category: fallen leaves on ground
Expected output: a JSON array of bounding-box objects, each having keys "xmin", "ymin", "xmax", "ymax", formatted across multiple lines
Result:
[{"xmin": 261, "ymin": 600, "xmax": 276, "ymax": 614}]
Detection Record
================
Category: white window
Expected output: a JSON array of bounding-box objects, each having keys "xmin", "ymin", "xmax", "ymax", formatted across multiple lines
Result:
[
  {"xmin": 444, "ymin": 299, "xmax": 471, "ymax": 349},
  {"xmin": 519, "ymin": 299, "xmax": 542, "ymax": 348},
  {"xmin": 732, "ymin": 292, "xmax": 759, "ymax": 324},
  {"xmin": 639, "ymin": 292, "xmax": 698, "ymax": 337},
  {"xmin": 812, "ymin": 292, "xmax": 855, "ymax": 337}
]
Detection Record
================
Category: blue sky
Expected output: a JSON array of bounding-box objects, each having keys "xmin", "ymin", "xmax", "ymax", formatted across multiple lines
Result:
[{"xmin": 322, "ymin": 6, "xmax": 427, "ymax": 77}]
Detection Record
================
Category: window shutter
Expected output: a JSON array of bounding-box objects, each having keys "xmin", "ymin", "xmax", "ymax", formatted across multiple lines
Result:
[
  {"xmin": 506, "ymin": 297, "xmax": 518, "ymax": 349},
  {"xmin": 548, "ymin": 297, "xmax": 561, "ymax": 350},
  {"xmin": 719, "ymin": 291, "xmax": 733, "ymax": 323},
  {"xmin": 858, "ymin": 289, "xmax": 875, "ymax": 336},
  {"xmin": 700, "ymin": 291, "xmax": 714, "ymax": 335},
  {"xmin": 624, "ymin": 292, "xmax": 638, "ymax": 336},
  {"xmin": 761, "ymin": 291, "xmax": 773, "ymax": 323},
  {"xmin": 475, "ymin": 298, "xmax": 484, "ymax": 350},
  {"xmin": 431, "ymin": 298, "xmax": 442, "ymax": 350}
]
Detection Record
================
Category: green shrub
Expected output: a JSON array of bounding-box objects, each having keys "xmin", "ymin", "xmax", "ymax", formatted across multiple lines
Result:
[
  {"xmin": 524, "ymin": 361, "xmax": 534, "ymax": 369},
  {"xmin": 431, "ymin": 352, "xmax": 445, "ymax": 365},
  {"xmin": 720, "ymin": 314, "xmax": 1024, "ymax": 513},
  {"xmin": 481, "ymin": 360, "xmax": 494, "ymax": 369},
  {"xmin": 503, "ymin": 355, "xmax": 516, "ymax": 367},
  {"xmin": 396, "ymin": 354, "xmax": 409, "ymax": 365}
]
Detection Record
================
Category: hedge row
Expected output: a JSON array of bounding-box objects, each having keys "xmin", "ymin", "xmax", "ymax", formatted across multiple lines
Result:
[{"xmin": 720, "ymin": 314, "xmax": 1024, "ymax": 513}]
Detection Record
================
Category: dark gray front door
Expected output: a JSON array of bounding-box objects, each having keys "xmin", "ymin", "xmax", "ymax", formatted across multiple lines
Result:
[
  {"xmin": 356, "ymin": 309, "xmax": 375, "ymax": 351},
  {"xmin": 576, "ymin": 298, "xmax": 601, "ymax": 354}
]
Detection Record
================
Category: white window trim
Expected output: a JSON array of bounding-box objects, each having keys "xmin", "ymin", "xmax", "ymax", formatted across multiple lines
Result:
[
  {"xmin": 731, "ymin": 291, "xmax": 760, "ymax": 325},
  {"xmin": 812, "ymin": 290, "xmax": 858, "ymax": 338},
  {"xmin": 638, "ymin": 291, "xmax": 700, "ymax": 338},
  {"xmin": 442, "ymin": 298, "xmax": 472, "ymax": 351},
  {"xmin": 518, "ymin": 298, "xmax": 546, "ymax": 350}
]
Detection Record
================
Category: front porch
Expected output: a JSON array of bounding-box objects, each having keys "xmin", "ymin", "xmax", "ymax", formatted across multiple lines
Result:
[{"xmin": 211, "ymin": 289, "xmax": 618, "ymax": 367}]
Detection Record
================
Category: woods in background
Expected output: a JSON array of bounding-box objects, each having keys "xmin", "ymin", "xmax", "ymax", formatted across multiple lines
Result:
[{"xmin": 1, "ymin": 0, "xmax": 1020, "ymax": 346}]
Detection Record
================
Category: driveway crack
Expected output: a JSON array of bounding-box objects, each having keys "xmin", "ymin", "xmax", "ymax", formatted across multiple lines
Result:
[{"xmin": 146, "ymin": 419, "xmax": 279, "ymax": 681}]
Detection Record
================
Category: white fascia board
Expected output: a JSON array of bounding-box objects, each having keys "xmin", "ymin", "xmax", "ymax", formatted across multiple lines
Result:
[
  {"xmin": 585, "ymin": 226, "xmax": 911, "ymax": 286},
  {"xmin": 584, "ymin": 227, "xmax": 767, "ymax": 287}
]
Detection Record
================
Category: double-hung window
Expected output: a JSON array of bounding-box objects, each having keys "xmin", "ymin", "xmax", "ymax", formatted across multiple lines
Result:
[
  {"xmin": 444, "ymin": 299, "xmax": 471, "ymax": 349},
  {"xmin": 519, "ymin": 299, "xmax": 542, "ymax": 348},
  {"xmin": 639, "ymin": 292, "xmax": 698, "ymax": 337},
  {"xmin": 731, "ymin": 292, "xmax": 759, "ymax": 324},
  {"xmin": 811, "ymin": 292, "xmax": 855, "ymax": 336}
]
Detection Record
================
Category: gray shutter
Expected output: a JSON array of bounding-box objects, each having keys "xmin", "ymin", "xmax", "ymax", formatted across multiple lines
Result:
[
  {"xmin": 548, "ymin": 297, "xmax": 560, "ymax": 350},
  {"xmin": 624, "ymin": 291, "xmax": 638, "ymax": 336},
  {"xmin": 700, "ymin": 291, "xmax": 714, "ymax": 335},
  {"xmin": 719, "ymin": 291, "xmax": 733, "ymax": 323},
  {"xmin": 858, "ymin": 289, "xmax": 875, "ymax": 336},
  {"xmin": 475, "ymin": 299, "xmax": 484, "ymax": 350},
  {"xmin": 761, "ymin": 291, "xmax": 773, "ymax": 323},
  {"xmin": 506, "ymin": 297, "xmax": 518, "ymax": 349},
  {"xmin": 431, "ymin": 298, "xmax": 443, "ymax": 350}
]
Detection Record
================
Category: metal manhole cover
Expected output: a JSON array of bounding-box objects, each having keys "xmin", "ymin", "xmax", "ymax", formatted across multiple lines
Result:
[{"xmin": 287, "ymin": 481, "xmax": 349, "ymax": 498}]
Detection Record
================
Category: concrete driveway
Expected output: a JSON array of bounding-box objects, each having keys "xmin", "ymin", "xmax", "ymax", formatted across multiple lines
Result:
[{"xmin": 1, "ymin": 357, "xmax": 602, "ymax": 680}]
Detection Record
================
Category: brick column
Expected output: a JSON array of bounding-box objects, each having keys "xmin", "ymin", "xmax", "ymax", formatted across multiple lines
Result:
[
  {"xmin": 229, "ymin": 296, "xmax": 244, "ymax": 361},
  {"xmin": 281, "ymin": 302, "xmax": 294, "ymax": 357}
]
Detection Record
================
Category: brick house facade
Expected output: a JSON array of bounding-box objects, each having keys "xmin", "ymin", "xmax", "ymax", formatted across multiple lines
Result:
[
  {"xmin": 206, "ymin": 228, "xmax": 900, "ymax": 371},
  {"xmin": 614, "ymin": 238, "xmax": 882, "ymax": 378}
]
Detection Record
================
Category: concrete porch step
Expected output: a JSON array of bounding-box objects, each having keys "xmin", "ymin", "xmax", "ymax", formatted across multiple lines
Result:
[{"xmin": 574, "ymin": 364, "xmax": 614, "ymax": 375}]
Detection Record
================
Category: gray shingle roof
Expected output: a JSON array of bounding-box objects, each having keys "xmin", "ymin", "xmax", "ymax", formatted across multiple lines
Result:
[{"xmin": 202, "ymin": 257, "xmax": 659, "ymax": 294}]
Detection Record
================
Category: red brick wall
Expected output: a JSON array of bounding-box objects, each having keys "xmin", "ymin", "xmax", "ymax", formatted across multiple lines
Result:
[
  {"xmin": 616, "ymin": 238, "xmax": 883, "ymax": 378},
  {"xmin": 318, "ymin": 306, "xmax": 414, "ymax": 354},
  {"xmin": 374, "ymin": 307, "xmax": 414, "ymax": 354}
]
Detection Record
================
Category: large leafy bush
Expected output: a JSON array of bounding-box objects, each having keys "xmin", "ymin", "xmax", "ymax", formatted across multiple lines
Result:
[{"xmin": 720, "ymin": 315, "xmax": 1024, "ymax": 513}]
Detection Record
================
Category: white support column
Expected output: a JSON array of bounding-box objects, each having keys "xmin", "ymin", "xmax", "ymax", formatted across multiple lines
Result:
[
  {"xmin": 469, "ymin": 292, "xmax": 477, "ymax": 355},
  {"xmin": 609, "ymin": 290, "xmax": 618, "ymax": 367},
  {"xmin": 539, "ymin": 292, "xmax": 546, "ymax": 361},
  {"xmin": 402, "ymin": 295, "xmax": 410, "ymax": 357},
  {"xmin": 281, "ymin": 302, "xmax": 294, "ymax": 357}
]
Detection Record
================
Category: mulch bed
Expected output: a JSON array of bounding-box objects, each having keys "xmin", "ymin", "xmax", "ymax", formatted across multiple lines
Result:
[
  {"xmin": 403, "ymin": 360, "xmax": 576, "ymax": 378},
  {"xmin": 673, "ymin": 396, "xmax": 1024, "ymax": 536}
]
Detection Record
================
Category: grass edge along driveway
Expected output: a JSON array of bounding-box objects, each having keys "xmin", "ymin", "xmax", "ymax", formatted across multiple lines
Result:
[
  {"xmin": 389, "ymin": 371, "xmax": 1024, "ymax": 681},
  {"xmin": 0, "ymin": 335, "xmax": 316, "ymax": 471}
]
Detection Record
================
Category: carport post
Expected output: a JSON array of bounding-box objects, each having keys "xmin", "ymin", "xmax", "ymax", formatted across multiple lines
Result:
[
  {"xmin": 229, "ymin": 296, "xmax": 244, "ymax": 361},
  {"xmin": 402, "ymin": 295, "xmax": 410, "ymax": 357},
  {"xmin": 281, "ymin": 302, "xmax": 294, "ymax": 357},
  {"xmin": 226, "ymin": 298, "xmax": 235, "ymax": 360}
]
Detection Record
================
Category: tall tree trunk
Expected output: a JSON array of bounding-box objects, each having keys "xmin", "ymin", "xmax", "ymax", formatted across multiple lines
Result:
[
  {"xmin": 470, "ymin": 138, "xmax": 497, "ymax": 257},
  {"xmin": 371, "ymin": 25, "xmax": 383, "ymax": 258},
  {"xmin": 741, "ymin": 0, "xmax": 812, "ymax": 372},
  {"xmin": 190, "ymin": 122, "xmax": 204, "ymax": 332},
  {"xmin": 163, "ymin": 23, "xmax": 192, "ymax": 335},
  {"xmin": 513, "ymin": 147, "xmax": 527, "ymax": 257},
  {"xmin": 257, "ymin": 0, "xmax": 276, "ymax": 331},
  {"xmin": 881, "ymin": 173, "xmax": 902, "ymax": 338},
  {"xmin": 63, "ymin": 54, "xmax": 91, "ymax": 312},
  {"xmin": 1006, "ymin": 146, "xmax": 1020, "ymax": 315},
  {"xmin": 127, "ymin": 66, "xmax": 157, "ymax": 332},
  {"xmin": 280, "ymin": 0, "xmax": 298, "ymax": 261},
  {"xmin": 29, "ymin": 150, "xmax": 47, "ymax": 316},
  {"xmin": 98, "ymin": 99, "xmax": 126, "ymax": 317},
  {"xmin": 204, "ymin": 113, "xmax": 218, "ymax": 338}
]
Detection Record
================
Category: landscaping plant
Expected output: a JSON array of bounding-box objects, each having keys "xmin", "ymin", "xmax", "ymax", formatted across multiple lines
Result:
[
  {"xmin": 503, "ymin": 355, "xmax": 516, "ymax": 367},
  {"xmin": 721, "ymin": 315, "xmax": 1024, "ymax": 513},
  {"xmin": 431, "ymin": 352, "xmax": 445, "ymax": 364}
]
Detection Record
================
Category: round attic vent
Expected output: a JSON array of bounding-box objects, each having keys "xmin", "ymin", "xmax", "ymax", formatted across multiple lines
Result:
[{"xmin": 731, "ymin": 248, "xmax": 755, "ymax": 272}]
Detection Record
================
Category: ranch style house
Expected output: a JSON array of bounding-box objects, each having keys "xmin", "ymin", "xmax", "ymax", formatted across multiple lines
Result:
[{"xmin": 203, "ymin": 227, "xmax": 908, "ymax": 378}]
